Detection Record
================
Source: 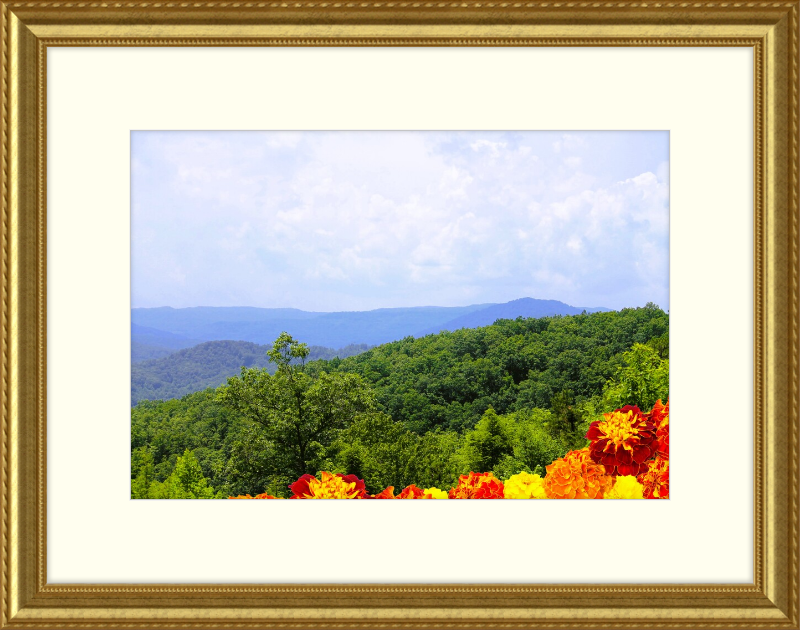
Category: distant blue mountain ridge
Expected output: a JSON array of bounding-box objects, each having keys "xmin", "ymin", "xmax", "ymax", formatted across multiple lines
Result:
[{"xmin": 131, "ymin": 298, "xmax": 610, "ymax": 362}]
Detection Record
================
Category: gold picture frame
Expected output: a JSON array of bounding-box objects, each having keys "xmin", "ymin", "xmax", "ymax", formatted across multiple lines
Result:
[{"xmin": 1, "ymin": 6, "xmax": 797, "ymax": 628}]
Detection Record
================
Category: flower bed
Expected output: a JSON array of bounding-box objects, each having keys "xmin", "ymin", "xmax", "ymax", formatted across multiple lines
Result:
[{"xmin": 229, "ymin": 400, "xmax": 669, "ymax": 500}]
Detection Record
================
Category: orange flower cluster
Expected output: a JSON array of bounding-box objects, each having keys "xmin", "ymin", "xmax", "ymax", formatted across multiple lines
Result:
[
  {"xmin": 228, "ymin": 400, "xmax": 669, "ymax": 500},
  {"xmin": 543, "ymin": 448, "xmax": 612, "ymax": 499}
]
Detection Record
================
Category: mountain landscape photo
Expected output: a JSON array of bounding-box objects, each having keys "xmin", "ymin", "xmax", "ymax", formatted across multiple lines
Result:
[{"xmin": 131, "ymin": 130, "xmax": 669, "ymax": 500}]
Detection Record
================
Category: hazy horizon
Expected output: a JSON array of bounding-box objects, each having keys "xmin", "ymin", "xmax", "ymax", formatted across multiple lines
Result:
[
  {"xmin": 130, "ymin": 295, "xmax": 642, "ymax": 313},
  {"xmin": 132, "ymin": 131, "xmax": 669, "ymax": 312}
]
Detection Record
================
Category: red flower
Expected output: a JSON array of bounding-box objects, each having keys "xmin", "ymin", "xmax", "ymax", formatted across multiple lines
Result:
[
  {"xmin": 288, "ymin": 474, "xmax": 316, "ymax": 499},
  {"xmin": 448, "ymin": 472, "xmax": 505, "ymax": 499},
  {"xmin": 586, "ymin": 405, "xmax": 657, "ymax": 476},
  {"xmin": 288, "ymin": 472, "xmax": 368, "ymax": 499},
  {"xmin": 340, "ymin": 474, "xmax": 368, "ymax": 497},
  {"xmin": 649, "ymin": 399, "xmax": 669, "ymax": 460},
  {"xmin": 472, "ymin": 478, "xmax": 505, "ymax": 499},
  {"xmin": 638, "ymin": 457, "xmax": 669, "ymax": 499},
  {"xmin": 396, "ymin": 485, "xmax": 426, "ymax": 499},
  {"xmin": 648, "ymin": 399, "xmax": 669, "ymax": 430},
  {"xmin": 372, "ymin": 486, "xmax": 395, "ymax": 499}
]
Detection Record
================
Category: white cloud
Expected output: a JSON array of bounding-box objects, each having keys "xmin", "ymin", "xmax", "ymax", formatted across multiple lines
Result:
[
  {"xmin": 131, "ymin": 131, "xmax": 669, "ymax": 311},
  {"xmin": 553, "ymin": 133, "xmax": 587, "ymax": 153},
  {"xmin": 470, "ymin": 139, "xmax": 508, "ymax": 157}
]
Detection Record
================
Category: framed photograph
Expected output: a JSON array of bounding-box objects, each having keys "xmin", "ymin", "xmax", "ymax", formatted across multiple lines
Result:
[
  {"xmin": 129, "ymin": 129, "xmax": 671, "ymax": 502},
  {"xmin": 2, "ymin": 5, "xmax": 797, "ymax": 629}
]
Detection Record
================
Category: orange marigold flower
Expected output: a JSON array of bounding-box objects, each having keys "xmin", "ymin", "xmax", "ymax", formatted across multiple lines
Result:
[
  {"xmin": 543, "ymin": 449, "xmax": 612, "ymax": 499},
  {"xmin": 648, "ymin": 399, "xmax": 670, "ymax": 460},
  {"xmin": 637, "ymin": 457, "xmax": 670, "ymax": 499},
  {"xmin": 448, "ymin": 472, "xmax": 505, "ymax": 499},
  {"xmin": 372, "ymin": 486, "xmax": 395, "ymax": 499},
  {"xmin": 289, "ymin": 471, "xmax": 368, "ymax": 499},
  {"xmin": 396, "ymin": 485, "xmax": 426, "ymax": 499},
  {"xmin": 586, "ymin": 405, "xmax": 657, "ymax": 476},
  {"xmin": 648, "ymin": 399, "xmax": 669, "ymax": 430},
  {"xmin": 655, "ymin": 421, "xmax": 669, "ymax": 460}
]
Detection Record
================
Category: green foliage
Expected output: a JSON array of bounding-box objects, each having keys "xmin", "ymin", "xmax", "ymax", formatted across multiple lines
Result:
[
  {"xmin": 509, "ymin": 408, "xmax": 573, "ymax": 473},
  {"xmin": 455, "ymin": 407, "xmax": 571, "ymax": 480},
  {"xmin": 133, "ymin": 449, "xmax": 217, "ymax": 499},
  {"xmin": 131, "ymin": 447, "xmax": 155, "ymax": 499},
  {"xmin": 601, "ymin": 343, "xmax": 670, "ymax": 412},
  {"xmin": 646, "ymin": 331, "xmax": 669, "ymax": 359},
  {"xmin": 316, "ymin": 306, "xmax": 669, "ymax": 433},
  {"xmin": 131, "ymin": 389, "xmax": 243, "ymax": 488},
  {"xmin": 462, "ymin": 408, "xmax": 513, "ymax": 473},
  {"xmin": 130, "ymin": 308, "xmax": 669, "ymax": 499},
  {"xmin": 326, "ymin": 412, "xmax": 420, "ymax": 493},
  {"xmin": 221, "ymin": 425, "xmax": 294, "ymax": 497},
  {"xmin": 218, "ymin": 332, "xmax": 377, "ymax": 482},
  {"xmin": 323, "ymin": 412, "xmax": 465, "ymax": 493}
]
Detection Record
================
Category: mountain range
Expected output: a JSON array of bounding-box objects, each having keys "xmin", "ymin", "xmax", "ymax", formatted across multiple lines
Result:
[
  {"xmin": 131, "ymin": 297, "xmax": 609, "ymax": 361},
  {"xmin": 130, "ymin": 297, "xmax": 611, "ymax": 405}
]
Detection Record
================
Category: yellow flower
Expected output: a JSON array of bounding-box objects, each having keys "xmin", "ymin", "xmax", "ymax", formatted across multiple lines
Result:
[
  {"xmin": 605, "ymin": 475, "xmax": 645, "ymax": 499},
  {"xmin": 423, "ymin": 487, "xmax": 448, "ymax": 499},
  {"xmin": 504, "ymin": 471, "xmax": 546, "ymax": 499}
]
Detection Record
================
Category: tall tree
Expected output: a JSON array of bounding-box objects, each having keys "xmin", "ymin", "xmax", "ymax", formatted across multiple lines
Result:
[
  {"xmin": 464, "ymin": 407, "xmax": 513, "ymax": 472},
  {"xmin": 219, "ymin": 332, "xmax": 376, "ymax": 479}
]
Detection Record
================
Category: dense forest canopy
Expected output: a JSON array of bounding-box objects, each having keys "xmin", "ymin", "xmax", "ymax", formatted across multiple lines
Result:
[{"xmin": 131, "ymin": 305, "xmax": 669, "ymax": 499}]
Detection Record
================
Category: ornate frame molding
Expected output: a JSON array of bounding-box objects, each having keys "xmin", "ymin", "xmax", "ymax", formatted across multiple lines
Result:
[{"xmin": 1, "ymin": 8, "xmax": 797, "ymax": 628}]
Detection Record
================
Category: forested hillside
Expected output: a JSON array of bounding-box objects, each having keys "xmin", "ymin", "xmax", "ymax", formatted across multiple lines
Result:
[
  {"xmin": 131, "ymin": 340, "xmax": 370, "ymax": 405},
  {"xmin": 131, "ymin": 305, "xmax": 669, "ymax": 499}
]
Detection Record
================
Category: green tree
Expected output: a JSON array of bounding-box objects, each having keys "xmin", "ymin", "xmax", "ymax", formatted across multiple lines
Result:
[
  {"xmin": 549, "ymin": 389, "xmax": 579, "ymax": 433},
  {"xmin": 327, "ymin": 411, "xmax": 417, "ymax": 493},
  {"xmin": 131, "ymin": 447, "xmax": 155, "ymax": 499},
  {"xmin": 219, "ymin": 333, "xmax": 377, "ymax": 480},
  {"xmin": 147, "ymin": 449, "xmax": 216, "ymax": 499},
  {"xmin": 327, "ymin": 413, "xmax": 464, "ymax": 493},
  {"xmin": 512, "ymin": 408, "xmax": 571, "ymax": 471},
  {"xmin": 221, "ymin": 425, "xmax": 294, "ymax": 497},
  {"xmin": 602, "ymin": 343, "xmax": 669, "ymax": 412},
  {"xmin": 647, "ymin": 332, "xmax": 669, "ymax": 359},
  {"xmin": 463, "ymin": 407, "xmax": 513, "ymax": 472}
]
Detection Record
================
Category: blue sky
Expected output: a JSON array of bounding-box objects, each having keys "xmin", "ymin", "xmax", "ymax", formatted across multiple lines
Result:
[{"xmin": 131, "ymin": 131, "xmax": 669, "ymax": 312}]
